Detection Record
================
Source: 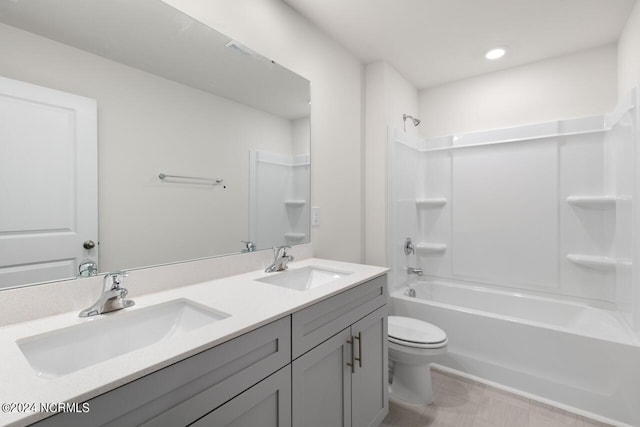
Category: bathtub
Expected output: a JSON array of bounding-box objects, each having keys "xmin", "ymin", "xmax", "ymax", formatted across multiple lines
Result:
[{"xmin": 390, "ymin": 279, "xmax": 640, "ymax": 426}]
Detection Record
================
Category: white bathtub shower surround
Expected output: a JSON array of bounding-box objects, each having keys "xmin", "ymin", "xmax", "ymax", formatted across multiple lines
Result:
[
  {"xmin": 390, "ymin": 281, "xmax": 640, "ymax": 426},
  {"xmin": 387, "ymin": 88, "xmax": 640, "ymax": 425},
  {"xmin": 388, "ymin": 87, "xmax": 639, "ymax": 331}
]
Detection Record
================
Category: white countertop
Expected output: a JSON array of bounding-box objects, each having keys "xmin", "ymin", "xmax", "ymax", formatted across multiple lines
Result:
[{"xmin": 0, "ymin": 258, "xmax": 387, "ymax": 426}]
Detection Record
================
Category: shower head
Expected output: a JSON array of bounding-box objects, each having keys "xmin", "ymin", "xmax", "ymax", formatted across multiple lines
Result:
[{"xmin": 403, "ymin": 114, "xmax": 421, "ymax": 131}]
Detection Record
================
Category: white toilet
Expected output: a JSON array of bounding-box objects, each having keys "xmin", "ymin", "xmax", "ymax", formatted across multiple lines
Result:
[{"xmin": 388, "ymin": 315, "xmax": 448, "ymax": 405}]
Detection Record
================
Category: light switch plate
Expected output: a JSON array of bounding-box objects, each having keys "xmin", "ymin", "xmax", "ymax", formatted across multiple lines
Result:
[{"xmin": 311, "ymin": 206, "xmax": 320, "ymax": 226}]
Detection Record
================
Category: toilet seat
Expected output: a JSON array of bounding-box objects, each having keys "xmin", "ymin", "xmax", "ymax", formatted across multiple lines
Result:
[{"xmin": 388, "ymin": 316, "xmax": 447, "ymax": 349}]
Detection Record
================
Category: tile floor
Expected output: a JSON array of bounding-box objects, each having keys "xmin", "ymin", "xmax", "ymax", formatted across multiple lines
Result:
[{"xmin": 381, "ymin": 369, "xmax": 614, "ymax": 427}]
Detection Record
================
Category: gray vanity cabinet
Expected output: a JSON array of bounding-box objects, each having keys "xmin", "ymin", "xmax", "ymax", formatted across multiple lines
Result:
[
  {"xmin": 34, "ymin": 317, "xmax": 291, "ymax": 427},
  {"xmin": 291, "ymin": 276, "xmax": 388, "ymax": 427},
  {"xmin": 190, "ymin": 366, "xmax": 291, "ymax": 427},
  {"xmin": 291, "ymin": 275, "xmax": 387, "ymax": 359},
  {"xmin": 33, "ymin": 274, "xmax": 388, "ymax": 427}
]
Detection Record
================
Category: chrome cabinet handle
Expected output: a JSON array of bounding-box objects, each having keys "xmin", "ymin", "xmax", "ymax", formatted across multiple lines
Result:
[
  {"xmin": 354, "ymin": 332, "xmax": 362, "ymax": 368},
  {"xmin": 346, "ymin": 337, "xmax": 355, "ymax": 373}
]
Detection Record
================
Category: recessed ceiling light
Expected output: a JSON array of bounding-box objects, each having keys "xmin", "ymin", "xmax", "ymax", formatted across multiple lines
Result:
[{"xmin": 485, "ymin": 48, "xmax": 506, "ymax": 60}]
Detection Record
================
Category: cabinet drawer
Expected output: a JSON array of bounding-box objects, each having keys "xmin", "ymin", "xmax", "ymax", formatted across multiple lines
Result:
[
  {"xmin": 35, "ymin": 316, "xmax": 291, "ymax": 427},
  {"xmin": 291, "ymin": 275, "xmax": 387, "ymax": 359}
]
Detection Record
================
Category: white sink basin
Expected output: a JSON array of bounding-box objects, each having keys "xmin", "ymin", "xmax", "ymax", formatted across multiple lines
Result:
[
  {"xmin": 17, "ymin": 299, "xmax": 229, "ymax": 378},
  {"xmin": 255, "ymin": 266, "xmax": 352, "ymax": 291}
]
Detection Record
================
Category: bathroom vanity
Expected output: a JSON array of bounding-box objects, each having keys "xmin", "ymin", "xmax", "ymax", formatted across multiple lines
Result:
[{"xmin": 0, "ymin": 259, "xmax": 388, "ymax": 427}]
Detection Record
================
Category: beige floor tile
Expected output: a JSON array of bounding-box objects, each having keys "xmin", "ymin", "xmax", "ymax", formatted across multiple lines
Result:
[
  {"xmin": 472, "ymin": 418, "xmax": 502, "ymax": 427},
  {"xmin": 388, "ymin": 400, "xmax": 425, "ymax": 424},
  {"xmin": 475, "ymin": 386, "xmax": 529, "ymax": 427},
  {"xmin": 379, "ymin": 416, "xmax": 395, "ymax": 427},
  {"xmin": 580, "ymin": 416, "xmax": 615, "ymax": 427},
  {"xmin": 428, "ymin": 406, "xmax": 477, "ymax": 427},
  {"xmin": 387, "ymin": 371, "xmax": 609, "ymax": 427},
  {"xmin": 482, "ymin": 386, "xmax": 530, "ymax": 408},
  {"xmin": 422, "ymin": 404, "xmax": 438, "ymax": 426},
  {"xmin": 390, "ymin": 413, "xmax": 426, "ymax": 427},
  {"xmin": 433, "ymin": 389, "xmax": 483, "ymax": 413},
  {"xmin": 432, "ymin": 370, "xmax": 485, "ymax": 408},
  {"xmin": 380, "ymin": 413, "xmax": 430, "ymax": 427},
  {"xmin": 528, "ymin": 400, "xmax": 581, "ymax": 427}
]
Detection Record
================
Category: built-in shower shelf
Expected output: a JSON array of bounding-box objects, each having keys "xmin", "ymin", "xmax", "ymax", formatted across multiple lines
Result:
[
  {"xmin": 284, "ymin": 232, "xmax": 306, "ymax": 241},
  {"xmin": 284, "ymin": 199, "xmax": 307, "ymax": 207},
  {"xmin": 416, "ymin": 198, "xmax": 447, "ymax": 208},
  {"xmin": 566, "ymin": 254, "xmax": 632, "ymax": 270},
  {"xmin": 416, "ymin": 243, "xmax": 447, "ymax": 254},
  {"xmin": 566, "ymin": 196, "xmax": 621, "ymax": 209}
]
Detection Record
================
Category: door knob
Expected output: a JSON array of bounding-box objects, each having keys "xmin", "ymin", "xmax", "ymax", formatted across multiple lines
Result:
[{"xmin": 83, "ymin": 240, "xmax": 96, "ymax": 250}]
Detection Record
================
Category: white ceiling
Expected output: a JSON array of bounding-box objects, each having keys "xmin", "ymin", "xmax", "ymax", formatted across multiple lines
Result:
[{"xmin": 283, "ymin": 0, "xmax": 637, "ymax": 89}]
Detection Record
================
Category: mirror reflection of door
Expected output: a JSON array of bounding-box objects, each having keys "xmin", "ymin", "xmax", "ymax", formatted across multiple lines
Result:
[{"xmin": 0, "ymin": 76, "xmax": 98, "ymax": 289}]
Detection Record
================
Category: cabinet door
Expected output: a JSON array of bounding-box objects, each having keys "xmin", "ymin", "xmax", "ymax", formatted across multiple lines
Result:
[
  {"xmin": 351, "ymin": 306, "xmax": 388, "ymax": 427},
  {"xmin": 191, "ymin": 366, "xmax": 291, "ymax": 427},
  {"xmin": 292, "ymin": 328, "xmax": 352, "ymax": 427}
]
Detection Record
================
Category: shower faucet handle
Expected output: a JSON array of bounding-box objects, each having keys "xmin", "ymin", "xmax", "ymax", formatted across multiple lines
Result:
[{"xmin": 404, "ymin": 237, "xmax": 415, "ymax": 255}]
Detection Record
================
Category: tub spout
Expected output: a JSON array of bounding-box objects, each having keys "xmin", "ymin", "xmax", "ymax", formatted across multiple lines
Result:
[
  {"xmin": 407, "ymin": 267, "xmax": 423, "ymax": 276},
  {"xmin": 404, "ymin": 288, "xmax": 416, "ymax": 298}
]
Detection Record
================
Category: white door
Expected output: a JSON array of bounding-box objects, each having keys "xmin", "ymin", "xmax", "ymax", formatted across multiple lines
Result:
[{"xmin": 0, "ymin": 75, "xmax": 98, "ymax": 289}]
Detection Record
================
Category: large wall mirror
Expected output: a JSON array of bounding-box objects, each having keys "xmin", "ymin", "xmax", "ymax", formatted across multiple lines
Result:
[{"xmin": 0, "ymin": 0, "xmax": 311, "ymax": 290}]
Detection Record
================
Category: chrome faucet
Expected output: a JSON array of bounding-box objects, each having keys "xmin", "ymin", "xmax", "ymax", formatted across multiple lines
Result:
[
  {"xmin": 79, "ymin": 271, "xmax": 135, "ymax": 317},
  {"xmin": 265, "ymin": 246, "xmax": 294, "ymax": 273},
  {"xmin": 241, "ymin": 240, "xmax": 256, "ymax": 253},
  {"xmin": 407, "ymin": 267, "xmax": 423, "ymax": 276}
]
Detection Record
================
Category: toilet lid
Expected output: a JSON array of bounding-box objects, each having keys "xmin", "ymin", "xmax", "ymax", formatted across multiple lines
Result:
[{"xmin": 388, "ymin": 316, "xmax": 447, "ymax": 345}]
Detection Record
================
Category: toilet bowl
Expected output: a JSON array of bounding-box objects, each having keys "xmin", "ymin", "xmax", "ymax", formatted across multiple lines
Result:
[{"xmin": 388, "ymin": 315, "xmax": 447, "ymax": 405}]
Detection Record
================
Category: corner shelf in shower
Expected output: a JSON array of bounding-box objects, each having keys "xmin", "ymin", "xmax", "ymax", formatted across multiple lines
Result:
[
  {"xmin": 416, "ymin": 243, "xmax": 447, "ymax": 254},
  {"xmin": 415, "ymin": 198, "xmax": 447, "ymax": 208},
  {"xmin": 566, "ymin": 196, "xmax": 622, "ymax": 209},
  {"xmin": 566, "ymin": 254, "xmax": 632, "ymax": 271},
  {"xmin": 284, "ymin": 232, "xmax": 306, "ymax": 242},
  {"xmin": 284, "ymin": 199, "xmax": 307, "ymax": 207}
]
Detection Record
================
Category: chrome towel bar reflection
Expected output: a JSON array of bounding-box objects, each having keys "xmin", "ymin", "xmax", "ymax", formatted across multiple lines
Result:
[{"xmin": 158, "ymin": 173, "xmax": 224, "ymax": 185}]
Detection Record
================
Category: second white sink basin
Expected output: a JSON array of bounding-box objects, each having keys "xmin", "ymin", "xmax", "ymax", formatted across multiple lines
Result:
[
  {"xmin": 256, "ymin": 266, "xmax": 352, "ymax": 291},
  {"xmin": 17, "ymin": 299, "xmax": 229, "ymax": 379}
]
